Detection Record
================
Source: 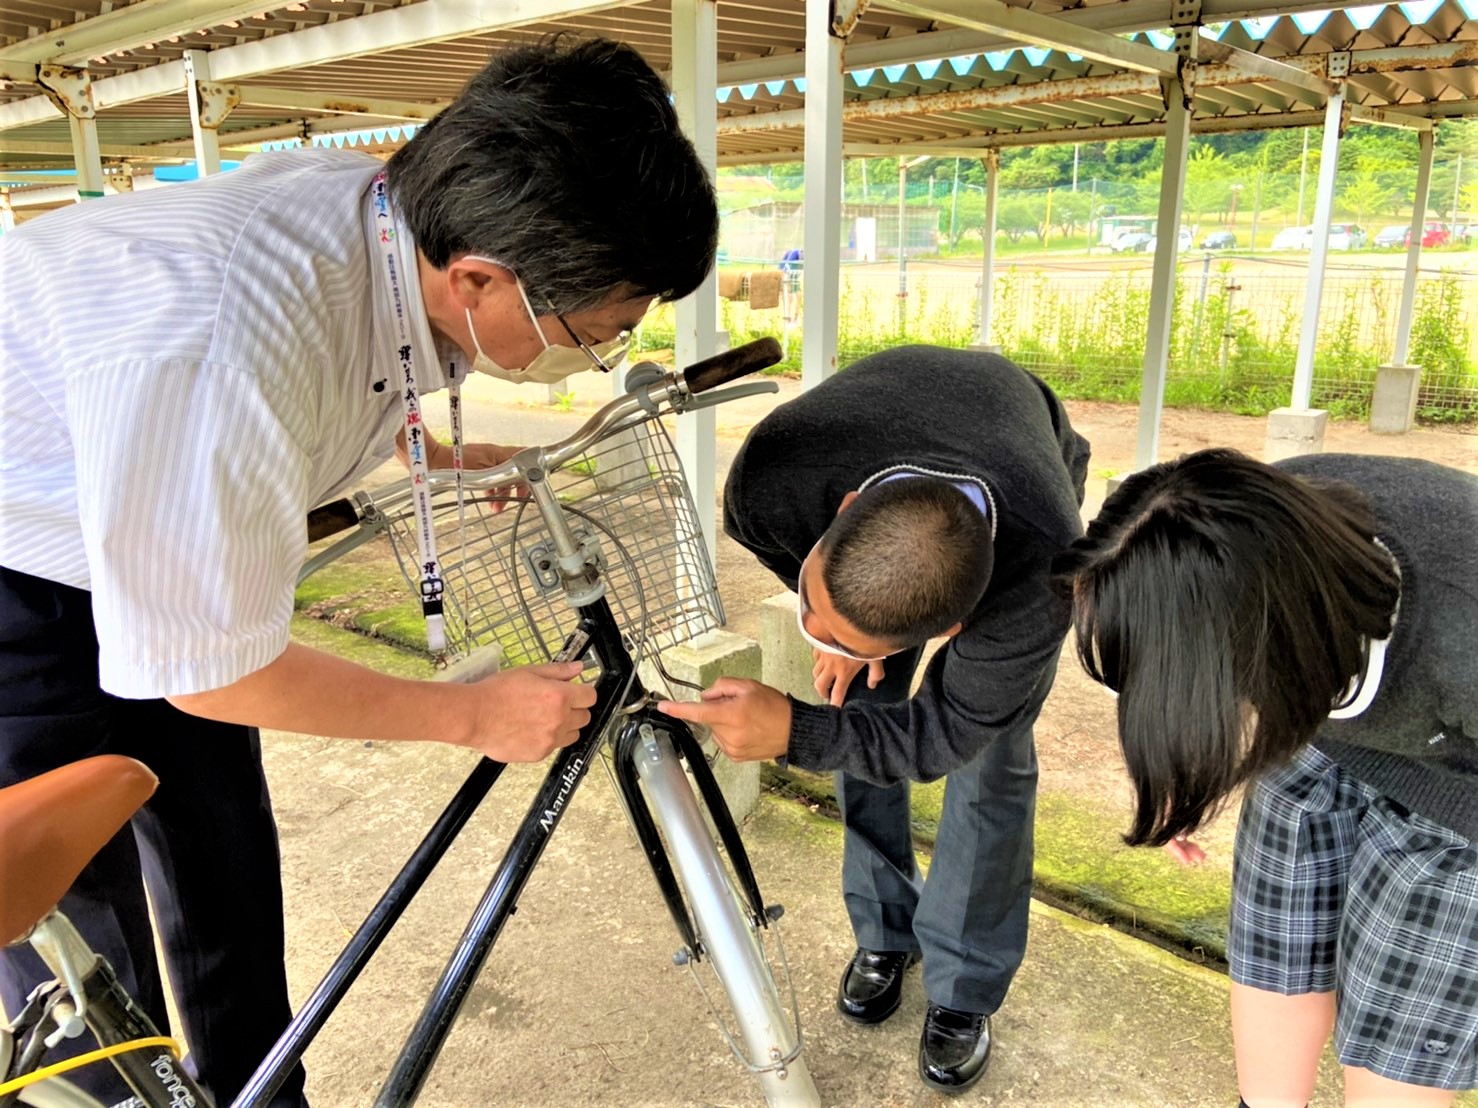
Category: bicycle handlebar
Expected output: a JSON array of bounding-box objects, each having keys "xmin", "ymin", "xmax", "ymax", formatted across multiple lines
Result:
[
  {"xmin": 304, "ymin": 337, "xmax": 783, "ymax": 543},
  {"xmin": 683, "ymin": 336, "xmax": 783, "ymax": 394}
]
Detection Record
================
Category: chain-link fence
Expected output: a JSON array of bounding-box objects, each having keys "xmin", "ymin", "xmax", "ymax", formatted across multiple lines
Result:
[{"xmin": 638, "ymin": 256, "xmax": 1478, "ymax": 424}]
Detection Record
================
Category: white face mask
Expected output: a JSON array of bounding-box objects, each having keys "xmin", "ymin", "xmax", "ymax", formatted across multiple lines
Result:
[{"xmin": 461, "ymin": 258, "xmax": 628, "ymax": 385}]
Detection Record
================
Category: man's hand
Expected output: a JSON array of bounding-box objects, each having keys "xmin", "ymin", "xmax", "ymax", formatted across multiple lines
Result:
[
  {"xmin": 812, "ymin": 649, "xmax": 885, "ymax": 708},
  {"xmin": 451, "ymin": 441, "xmax": 526, "ymax": 512},
  {"xmin": 462, "ymin": 661, "xmax": 597, "ymax": 762},
  {"xmin": 1163, "ymin": 834, "xmax": 1207, "ymax": 866},
  {"xmin": 397, "ymin": 431, "xmax": 527, "ymax": 513},
  {"xmin": 658, "ymin": 678, "xmax": 792, "ymax": 762}
]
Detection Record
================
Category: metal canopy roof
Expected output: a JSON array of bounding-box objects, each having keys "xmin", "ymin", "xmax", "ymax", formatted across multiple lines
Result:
[{"xmin": 1, "ymin": 0, "xmax": 1475, "ymax": 181}]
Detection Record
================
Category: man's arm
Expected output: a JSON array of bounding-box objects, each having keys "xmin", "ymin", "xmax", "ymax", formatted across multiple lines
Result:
[
  {"xmin": 665, "ymin": 561, "xmax": 1069, "ymax": 785},
  {"xmin": 170, "ymin": 643, "xmax": 594, "ymax": 762}
]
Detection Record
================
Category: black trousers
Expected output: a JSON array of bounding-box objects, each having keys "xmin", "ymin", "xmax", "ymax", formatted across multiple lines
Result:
[{"xmin": 0, "ymin": 566, "xmax": 306, "ymax": 1106}]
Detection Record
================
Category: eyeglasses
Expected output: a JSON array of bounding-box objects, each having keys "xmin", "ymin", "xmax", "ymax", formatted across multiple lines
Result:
[{"xmin": 547, "ymin": 299, "xmax": 630, "ymax": 374}]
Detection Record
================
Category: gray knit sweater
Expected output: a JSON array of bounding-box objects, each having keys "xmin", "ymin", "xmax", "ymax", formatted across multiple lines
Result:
[
  {"xmin": 723, "ymin": 345, "xmax": 1090, "ymax": 784},
  {"xmin": 1278, "ymin": 453, "xmax": 1478, "ymax": 838}
]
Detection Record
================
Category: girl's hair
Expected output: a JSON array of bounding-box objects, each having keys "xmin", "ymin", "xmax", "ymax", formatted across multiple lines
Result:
[{"xmin": 1050, "ymin": 448, "xmax": 1400, "ymax": 846}]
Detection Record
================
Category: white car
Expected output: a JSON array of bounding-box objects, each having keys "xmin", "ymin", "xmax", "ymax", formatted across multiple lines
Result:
[
  {"xmin": 1271, "ymin": 225, "xmax": 1314, "ymax": 251},
  {"xmin": 1328, "ymin": 224, "xmax": 1368, "ymax": 250},
  {"xmin": 1145, "ymin": 228, "xmax": 1194, "ymax": 253}
]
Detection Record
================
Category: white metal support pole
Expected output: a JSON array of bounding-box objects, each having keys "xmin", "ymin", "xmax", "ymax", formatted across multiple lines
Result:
[
  {"xmin": 184, "ymin": 51, "xmax": 240, "ymax": 176},
  {"xmin": 975, "ymin": 151, "xmax": 1000, "ymax": 348},
  {"xmin": 0, "ymin": 191, "xmax": 13, "ymax": 232},
  {"xmin": 68, "ymin": 114, "xmax": 105, "ymax": 199},
  {"xmin": 1291, "ymin": 80, "xmax": 1347, "ymax": 410},
  {"xmin": 671, "ymin": 0, "xmax": 720, "ymax": 560},
  {"xmin": 38, "ymin": 66, "xmax": 104, "ymax": 200},
  {"xmin": 1393, "ymin": 128, "xmax": 1435, "ymax": 365},
  {"xmin": 802, "ymin": 0, "xmax": 855, "ymax": 389},
  {"xmin": 1133, "ymin": 11, "xmax": 1197, "ymax": 472}
]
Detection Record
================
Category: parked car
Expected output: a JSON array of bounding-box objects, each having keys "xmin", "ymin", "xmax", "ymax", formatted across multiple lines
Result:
[
  {"xmin": 1201, "ymin": 231, "xmax": 1237, "ymax": 250},
  {"xmin": 1374, "ymin": 224, "xmax": 1409, "ymax": 248},
  {"xmin": 1328, "ymin": 224, "xmax": 1368, "ymax": 250},
  {"xmin": 1145, "ymin": 228, "xmax": 1194, "ymax": 253},
  {"xmin": 1112, "ymin": 231, "xmax": 1153, "ymax": 253},
  {"xmin": 1420, "ymin": 221, "xmax": 1451, "ymax": 247},
  {"xmin": 1270, "ymin": 225, "xmax": 1314, "ymax": 250}
]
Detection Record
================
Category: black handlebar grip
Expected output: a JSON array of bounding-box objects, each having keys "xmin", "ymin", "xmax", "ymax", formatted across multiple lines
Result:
[
  {"xmin": 681, "ymin": 337, "xmax": 783, "ymax": 395},
  {"xmin": 307, "ymin": 498, "xmax": 361, "ymax": 543}
]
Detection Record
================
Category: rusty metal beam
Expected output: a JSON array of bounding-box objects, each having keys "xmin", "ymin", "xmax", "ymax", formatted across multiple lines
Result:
[
  {"xmin": 0, "ymin": 136, "xmax": 194, "ymax": 160},
  {"xmin": 232, "ymin": 85, "xmax": 450, "ymax": 122},
  {"xmin": 0, "ymin": 1, "xmax": 269, "ymax": 66},
  {"xmin": 878, "ymin": 0, "xmax": 1178, "ymax": 76},
  {"xmin": 716, "ymin": 42, "xmax": 1478, "ymax": 139},
  {"xmin": 1198, "ymin": 38, "xmax": 1339, "ymax": 97},
  {"xmin": 720, "ymin": 71, "xmax": 1165, "ymax": 134},
  {"xmin": 1348, "ymin": 103, "xmax": 1435, "ymax": 131}
]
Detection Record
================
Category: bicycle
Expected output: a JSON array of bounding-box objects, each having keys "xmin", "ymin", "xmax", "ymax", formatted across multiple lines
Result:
[{"xmin": 1, "ymin": 337, "xmax": 820, "ymax": 1108}]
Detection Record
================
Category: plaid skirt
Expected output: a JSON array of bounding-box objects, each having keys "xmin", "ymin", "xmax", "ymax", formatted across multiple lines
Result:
[{"xmin": 1230, "ymin": 745, "xmax": 1478, "ymax": 1090}]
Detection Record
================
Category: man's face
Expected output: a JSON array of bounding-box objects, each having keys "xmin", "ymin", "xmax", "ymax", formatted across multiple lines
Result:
[{"xmin": 795, "ymin": 543, "xmax": 905, "ymax": 662}]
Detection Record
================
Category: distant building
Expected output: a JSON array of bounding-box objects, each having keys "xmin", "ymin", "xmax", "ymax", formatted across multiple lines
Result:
[{"xmin": 721, "ymin": 200, "xmax": 940, "ymax": 264}]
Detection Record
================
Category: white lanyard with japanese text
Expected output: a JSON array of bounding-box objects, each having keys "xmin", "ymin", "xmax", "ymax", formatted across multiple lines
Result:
[{"xmin": 371, "ymin": 171, "xmax": 465, "ymax": 654}]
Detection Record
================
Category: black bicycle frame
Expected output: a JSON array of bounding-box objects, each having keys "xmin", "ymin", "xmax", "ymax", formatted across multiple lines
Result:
[{"xmin": 235, "ymin": 592, "xmax": 769, "ymax": 1108}]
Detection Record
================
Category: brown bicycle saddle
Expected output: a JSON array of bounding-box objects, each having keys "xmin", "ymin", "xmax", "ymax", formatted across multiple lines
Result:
[{"xmin": 0, "ymin": 755, "xmax": 158, "ymax": 946}]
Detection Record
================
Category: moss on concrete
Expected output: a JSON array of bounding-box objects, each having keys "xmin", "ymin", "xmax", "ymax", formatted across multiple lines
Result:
[
  {"xmin": 295, "ymin": 562, "xmax": 428, "ymax": 652},
  {"xmin": 287, "ymin": 613, "xmax": 431, "ymax": 681},
  {"xmin": 763, "ymin": 763, "xmax": 1231, "ymax": 963},
  {"xmin": 1033, "ymin": 791, "xmax": 1230, "ymax": 962},
  {"xmin": 294, "ymin": 555, "xmax": 555, "ymax": 668}
]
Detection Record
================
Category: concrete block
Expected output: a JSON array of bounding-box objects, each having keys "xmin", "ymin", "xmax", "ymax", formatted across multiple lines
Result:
[
  {"xmin": 1264, "ymin": 407, "xmax": 1328, "ymax": 463},
  {"xmin": 1369, "ymin": 363, "xmax": 1421, "ymax": 435},
  {"xmin": 759, "ymin": 592, "xmax": 823, "ymax": 706},
  {"xmin": 643, "ymin": 629, "xmax": 762, "ymax": 823},
  {"xmin": 967, "ymin": 342, "xmax": 1004, "ymax": 356},
  {"xmin": 435, "ymin": 644, "xmax": 501, "ymax": 683}
]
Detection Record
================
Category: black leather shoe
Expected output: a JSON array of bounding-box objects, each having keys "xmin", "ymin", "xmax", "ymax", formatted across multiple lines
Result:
[
  {"xmin": 836, "ymin": 947, "xmax": 918, "ymax": 1025},
  {"xmin": 919, "ymin": 1003, "xmax": 992, "ymax": 1094}
]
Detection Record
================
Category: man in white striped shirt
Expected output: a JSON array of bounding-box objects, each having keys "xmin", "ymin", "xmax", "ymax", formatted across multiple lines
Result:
[{"xmin": 0, "ymin": 38, "xmax": 717, "ymax": 1106}]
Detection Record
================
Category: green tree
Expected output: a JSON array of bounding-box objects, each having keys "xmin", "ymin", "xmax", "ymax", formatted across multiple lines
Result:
[
  {"xmin": 997, "ymin": 196, "xmax": 1044, "ymax": 243},
  {"xmin": 1183, "ymin": 145, "xmax": 1234, "ymax": 222},
  {"xmin": 1051, "ymin": 191, "xmax": 1092, "ymax": 238},
  {"xmin": 1339, "ymin": 160, "xmax": 1397, "ymax": 227}
]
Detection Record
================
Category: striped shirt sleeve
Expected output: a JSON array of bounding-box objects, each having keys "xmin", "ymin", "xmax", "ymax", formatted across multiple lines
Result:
[{"xmin": 65, "ymin": 357, "xmax": 312, "ymax": 699}]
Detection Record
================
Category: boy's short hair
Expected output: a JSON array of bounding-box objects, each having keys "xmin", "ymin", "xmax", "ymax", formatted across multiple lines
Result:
[{"xmin": 818, "ymin": 478, "xmax": 994, "ymax": 646}]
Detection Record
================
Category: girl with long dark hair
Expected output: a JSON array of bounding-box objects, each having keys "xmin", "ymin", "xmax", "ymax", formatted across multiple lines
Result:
[{"xmin": 1054, "ymin": 448, "xmax": 1476, "ymax": 1106}]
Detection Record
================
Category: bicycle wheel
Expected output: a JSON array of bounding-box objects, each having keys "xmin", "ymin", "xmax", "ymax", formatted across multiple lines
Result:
[{"xmin": 628, "ymin": 726, "xmax": 819, "ymax": 1107}]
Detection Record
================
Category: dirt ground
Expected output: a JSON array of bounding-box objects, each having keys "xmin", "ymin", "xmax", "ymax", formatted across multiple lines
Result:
[{"xmin": 264, "ymin": 375, "xmax": 1475, "ymax": 1105}]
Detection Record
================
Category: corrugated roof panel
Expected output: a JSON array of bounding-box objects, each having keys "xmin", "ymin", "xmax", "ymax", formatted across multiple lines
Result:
[
  {"xmin": 1399, "ymin": 0, "xmax": 1445, "ymax": 20},
  {"xmin": 1347, "ymin": 4, "xmax": 1390, "ymax": 26},
  {"xmin": 1291, "ymin": 9, "xmax": 1334, "ymax": 31},
  {"xmin": 1240, "ymin": 15, "xmax": 1282, "ymax": 38}
]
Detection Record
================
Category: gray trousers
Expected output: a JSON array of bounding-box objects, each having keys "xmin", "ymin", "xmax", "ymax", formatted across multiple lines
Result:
[{"xmin": 834, "ymin": 646, "xmax": 1046, "ymax": 1016}]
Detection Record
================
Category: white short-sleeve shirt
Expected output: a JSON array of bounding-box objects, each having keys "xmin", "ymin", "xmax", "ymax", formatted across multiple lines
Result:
[{"xmin": 0, "ymin": 149, "xmax": 453, "ymax": 699}]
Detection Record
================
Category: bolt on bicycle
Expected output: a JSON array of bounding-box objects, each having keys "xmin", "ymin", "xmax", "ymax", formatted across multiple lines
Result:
[{"xmin": 0, "ymin": 338, "xmax": 819, "ymax": 1108}]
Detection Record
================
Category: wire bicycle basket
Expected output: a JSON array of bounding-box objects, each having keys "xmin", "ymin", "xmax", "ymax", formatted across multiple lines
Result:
[{"xmin": 372, "ymin": 417, "xmax": 723, "ymax": 667}]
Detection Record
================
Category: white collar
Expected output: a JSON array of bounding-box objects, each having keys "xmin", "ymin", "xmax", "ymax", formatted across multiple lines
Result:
[
  {"xmin": 858, "ymin": 463, "xmax": 999, "ymax": 542},
  {"xmin": 1327, "ymin": 537, "xmax": 1402, "ymax": 721}
]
